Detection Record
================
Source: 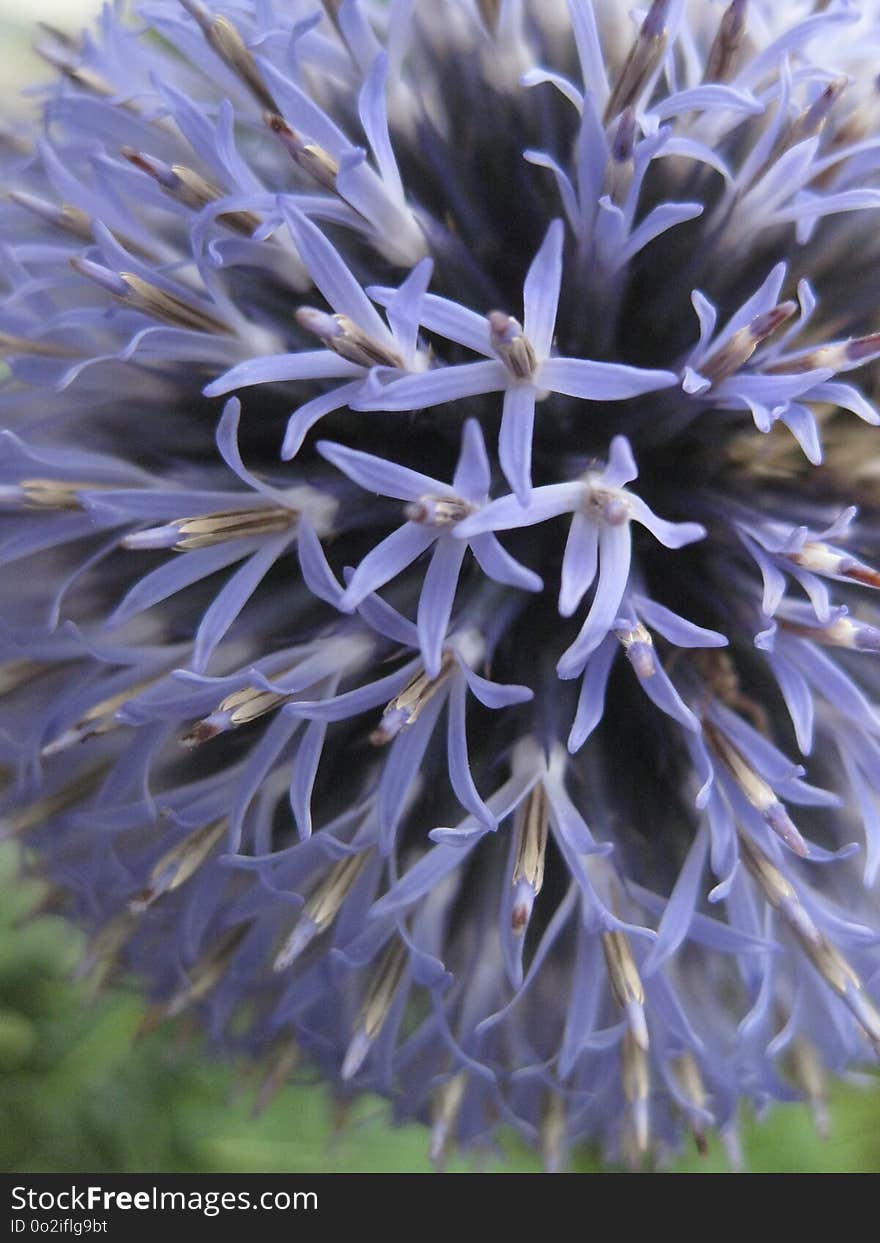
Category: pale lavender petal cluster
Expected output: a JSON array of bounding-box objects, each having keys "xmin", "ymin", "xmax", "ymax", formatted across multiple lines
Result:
[{"xmin": 2, "ymin": 0, "xmax": 880, "ymax": 1171}]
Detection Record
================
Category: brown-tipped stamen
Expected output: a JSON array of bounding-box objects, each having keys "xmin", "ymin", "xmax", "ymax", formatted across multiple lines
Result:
[
  {"xmin": 70, "ymin": 256, "xmax": 232, "ymax": 335},
  {"xmin": 511, "ymin": 784, "xmax": 549, "ymax": 934},
  {"xmin": 129, "ymin": 819, "xmax": 227, "ymax": 912},
  {"xmin": 487, "ymin": 311, "xmax": 538, "ymax": 380},
  {"xmin": 429, "ymin": 1070, "xmax": 468, "ymax": 1168},
  {"xmin": 124, "ymin": 505, "xmax": 299, "ymax": 553},
  {"xmin": 41, "ymin": 673, "xmax": 166, "ymax": 757},
  {"xmin": 604, "ymin": 0, "xmax": 670, "ymax": 122},
  {"xmin": 704, "ymin": 720, "xmax": 809, "ymax": 856},
  {"xmin": 137, "ymin": 926, "xmax": 247, "ymax": 1033},
  {"xmin": 766, "ymin": 331, "xmax": 880, "ymax": 375},
  {"xmin": 122, "ymin": 148, "xmax": 261, "ymax": 236},
  {"xmin": 252, "ymin": 1042, "xmax": 301, "ymax": 1118},
  {"xmin": 740, "ymin": 834, "xmax": 880, "ymax": 1053},
  {"xmin": 340, "ymin": 938, "xmax": 408, "ymax": 1079},
  {"xmin": 672, "ymin": 1052, "xmax": 710, "ymax": 1155},
  {"xmin": 0, "ymin": 765, "xmax": 106, "ymax": 840},
  {"xmin": 266, "ymin": 112, "xmax": 340, "ymax": 194},
  {"xmin": 602, "ymin": 929, "xmax": 649, "ymax": 1050},
  {"xmin": 540, "ymin": 1091, "xmax": 567, "ymax": 1173},
  {"xmin": 1, "ymin": 477, "xmax": 112, "ymax": 511},
  {"xmin": 703, "ymin": 0, "xmax": 748, "ymax": 84},
  {"xmin": 622, "ymin": 1027, "xmax": 651, "ymax": 1155},
  {"xmin": 180, "ymin": 0, "xmax": 277, "ymax": 112},
  {"xmin": 273, "ymin": 851, "xmax": 370, "ymax": 971},
  {"xmin": 786, "ymin": 1039, "xmax": 830, "ymax": 1139},
  {"xmin": 296, "ymin": 306, "xmax": 404, "ymax": 369},
  {"xmin": 700, "ymin": 302, "xmax": 798, "ymax": 385},
  {"xmin": 370, "ymin": 655, "xmax": 456, "ymax": 745}
]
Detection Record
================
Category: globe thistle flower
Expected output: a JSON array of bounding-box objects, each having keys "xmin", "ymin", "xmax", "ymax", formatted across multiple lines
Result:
[{"xmin": 4, "ymin": 0, "xmax": 880, "ymax": 1171}]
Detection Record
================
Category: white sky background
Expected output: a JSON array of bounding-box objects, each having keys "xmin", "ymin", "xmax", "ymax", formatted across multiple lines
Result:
[{"xmin": 0, "ymin": 0, "xmax": 101, "ymax": 99}]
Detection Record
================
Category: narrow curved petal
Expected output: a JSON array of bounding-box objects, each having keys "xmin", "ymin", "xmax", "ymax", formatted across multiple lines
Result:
[
  {"xmin": 499, "ymin": 384, "xmax": 537, "ymax": 504},
  {"xmin": 567, "ymin": 636, "xmax": 617, "ymax": 753},
  {"xmin": 523, "ymin": 218, "xmax": 564, "ymax": 360},
  {"xmin": 281, "ymin": 381, "xmax": 363, "ymax": 460},
  {"xmin": 626, "ymin": 495, "xmax": 706, "ymax": 548},
  {"xmin": 557, "ymin": 522, "xmax": 632, "ymax": 679},
  {"xmin": 192, "ymin": 533, "xmax": 293, "ymax": 672},
  {"xmin": 469, "ymin": 532, "xmax": 542, "ymax": 592},
  {"xmin": 279, "ymin": 203, "xmax": 396, "ymax": 348},
  {"xmin": 559, "ymin": 512, "xmax": 599, "ymax": 617},
  {"xmin": 455, "ymin": 481, "xmax": 583, "ymax": 537},
  {"xmin": 384, "ymin": 257, "xmax": 433, "ymax": 361},
  {"xmin": 452, "ymin": 418, "xmax": 491, "ymax": 499},
  {"xmin": 540, "ymin": 356, "xmax": 678, "ymax": 399},
  {"xmin": 417, "ymin": 539, "xmax": 466, "ymax": 679},
  {"xmin": 354, "ymin": 359, "xmax": 507, "ymax": 411},
  {"xmin": 341, "ymin": 522, "xmax": 436, "ymax": 609},
  {"xmin": 204, "ymin": 350, "xmax": 360, "ymax": 396},
  {"xmin": 317, "ymin": 439, "xmax": 448, "ymax": 502},
  {"xmin": 446, "ymin": 676, "xmax": 495, "ymax": 828}
]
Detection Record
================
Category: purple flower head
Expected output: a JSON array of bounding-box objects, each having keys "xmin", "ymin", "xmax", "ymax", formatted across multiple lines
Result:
[{"xmin": 3, "ymin": 0, "xmax": 880, "ymax": 1171}]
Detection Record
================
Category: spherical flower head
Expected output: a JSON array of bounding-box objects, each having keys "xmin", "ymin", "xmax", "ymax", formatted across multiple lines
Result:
[{"xmin": 2, "ymin": 0, "xmax": 880, "ymax": 1170}]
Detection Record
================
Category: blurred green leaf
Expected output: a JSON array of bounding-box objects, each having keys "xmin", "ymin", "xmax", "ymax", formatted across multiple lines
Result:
[{"xmin": 1, "ymin": 845, "xmax": 878, "ymax": 1172}]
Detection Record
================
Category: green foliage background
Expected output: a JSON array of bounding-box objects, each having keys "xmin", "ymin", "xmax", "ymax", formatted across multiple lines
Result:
[
  {"xmin": 0, "ymin": 7, "xmax": 878, "ymax": 1175},
  {"xmin": 2, "ymin": 841, "xmax": 879, "ymax": 1174}
]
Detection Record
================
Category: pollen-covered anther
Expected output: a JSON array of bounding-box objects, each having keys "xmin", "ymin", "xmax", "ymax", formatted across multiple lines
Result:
[
  {"xmin": 180, "ymin": 0, "xmax": 277, "ymax": 112},
  {"xmin": 703, "ymin": 0, "xmax": 748, "ymax": 84},
  {"xmin": 140, "ymin": 927, "xmax": 247, "ymax": 1031},
  {"xmin": 370, "ymin": 655, "xmax": 456, "ymax": 745},
  {"xmin": 273, "ymin": 852, "xmax": 370, "ymax": 971},
  {"xmin": 603, "ymin": 0, "xmax": 669, "ymax": 122},
  {"xmin": 121, "ymin": 148, "xmax": 260, "ymax": 235},
  {"xmin": 123, "ymin": 506, "xmax": 299, "ymax": 552},
  {"xmin": 0, "ymin": 333, "xmax": 79, "ymax": 360},
  {"xmin": 9, "ymin": 190, "xmax": 92, "ymax": 240},
  {"xmin": 404, "ymin": 495, "xmax": 477, "ymax": 526},
  {"xmin": 706, "ymin": 723, "xmax": 809, "ymax": 856},
  {"xmin": 476, "ymin": 0, "xmax": 502, "ymax": 34},
  {"xmin": 33, "ymin": 31, "xmax": 117, "ymax": 99},
  {"xmin": 584, "ymin": 484, "xmax": 630, "ymax": 526},
  {"xmin": 296, "ymin": 306, "xmax": 403, "ymax": 369},
  {"xmin": 0, "ymin": 766, "xmax": 106, "ymax": 841},
  {"xmin": 74, "ymin": 910, "xmax": 138, "ymax": 994},
  {"xmin": 767, "ymin": 332, "xmax": 880, "ymax": 376},
  {"xmin": 341, "ymin": 939, "xmax": 408, "ymax": 1080},
  {"xmin": 740, "ymin": 835, "xmax": 880, "ymax": 1050},
  {"xmin": 602, "ymin": 930, "xmax": 649, "ymax": 1050},
  {"xmin": 0, "ymin": 478, "xmax": 107, "ymax": 511},
  {"xmin": 266, "ymin": 113, "xmax": 340, "ymax": 195},
  {"xmin": 183, "ymin": 684, "xmax": 291, "ymax": 747},
  {"xmin": 787, "ymin": 538, "xmax": 880, "ymax": 588},
  {"xmin": 429, "ymin": 1070, "xmax": 468, "ymax": 1168},
  {"xmin": 0, "ymin": 659, "xmax": 48, "ymax": 696},
  {"xmin": 511, "ymin": 784, "xmax": 549, "ymax": 934},
  {"xmin": 605, "ymin": 108, "xmax": 637, "ymax": 202},
  {"xmin": 786, "ymin": 75, "xmax": 850, "ymax": 149},
  {"xmin": 540, "ymin": 1092, "xmax": 567, "ymax": 1174},
  {"xmin": 70, "ymin": 257, "xmax": 231, "ymax": 334},
  {"xmin": 487, "ymin": 312, "xmax": 538, "ymax": 380},
  {"xmin": 41, "ymin": 674, "xmax": 162, "ymax": 757},
  {"xmin": 781, "ymin": 613, "xmax": 880, "ymax": 653},
  {"xmin": 621, "ymin": 1028, "xmax": 651, "ymax": 1156},
  {"xmin": 700, "ymin": 302, "xmax": 798, "ymax": 385},
  {"xmin": 787, "ymin": 1040, "xmax": 830, "ymax": 1140},
  {"xmin": 253, "ymin": 1042, "xmax": 301, "ymax": 1118},
  {"xmin": 672, "ymin": 1053, "xmax": 710, "ymax": 1155},
  {"xmin": 617, "ymin": 623, "xmax": 656, "ymax": 679},
  {"xmin": 128, "ymin": 818, "xmax": 226, "ymax": 913}
]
